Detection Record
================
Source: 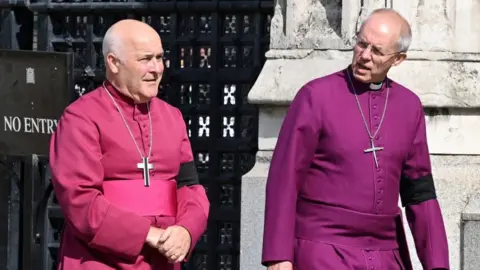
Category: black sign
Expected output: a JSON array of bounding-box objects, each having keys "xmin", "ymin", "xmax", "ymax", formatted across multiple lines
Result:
[{"xmin": 0, "ymin": 50, "xmax": 73, "ymax": 157}]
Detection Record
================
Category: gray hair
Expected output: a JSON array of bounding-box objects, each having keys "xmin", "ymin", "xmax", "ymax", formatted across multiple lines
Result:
[
  {"xmin": 360, "ymin": 8, "xmax": 412, "ymax": 53},
  {"xmin": 102, "ymin": 26, "xmax": 124, "ymax": 64}
]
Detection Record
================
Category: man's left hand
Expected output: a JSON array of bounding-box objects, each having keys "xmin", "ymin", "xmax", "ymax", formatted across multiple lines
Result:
[{"xmin": 157, "ymin": 225, "xmax": 192, "ymax": 263}]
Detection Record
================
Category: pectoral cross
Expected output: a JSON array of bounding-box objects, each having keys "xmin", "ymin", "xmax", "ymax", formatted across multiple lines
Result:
[
  {"xmin": 364, "ymin": 139, "xmax": 384, "ymax": 168},
  {"xmin": 137, "ymin": 157, "xmax": 154, "ymax": 187}
]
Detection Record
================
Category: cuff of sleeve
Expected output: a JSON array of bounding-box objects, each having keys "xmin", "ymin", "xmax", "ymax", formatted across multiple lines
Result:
[
  {"xmin": 261, "ymin": 256, "xmax": 294, "ymax": 267},
  {"xmin": 89, "ymin": 204, "xmax": 152, "ymax": 261},
  {"xmin": 261, "ymin": 239, "xmax": 295, "ymax": 266},
  {"xmin": 175, "ymin": 217, "xmax": 206, "ymax": 261},
  {"xmin": 407, "ymin": 200, "xmax": 449, "ymax": 270},
  {"xmin": 422, "ymin": 248, "xmax": 450, "ymax": 270}
]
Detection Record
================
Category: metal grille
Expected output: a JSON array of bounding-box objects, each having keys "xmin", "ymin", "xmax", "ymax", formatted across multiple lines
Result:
[
  {"xmin": 23, "ymin": 1, "xmax": 273, "ymax": 270},
  {"xmin": 0, "ymin": 4, "xmax": 36, "ymax": 270},
  {"xmin": 0, "ymin": 156, "xmax": 23, "ymax": 270},
  {"xmin": 0, "ymin": 5, "xmax": 33, "ymax": 50}
]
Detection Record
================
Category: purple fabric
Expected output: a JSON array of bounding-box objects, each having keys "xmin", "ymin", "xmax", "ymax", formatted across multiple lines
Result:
[
  {"xmin": 407, "ymin": 200, "xmax": 449, "ymax": 269},
  {"xmin": 295, "ymin": 200, "xmax": 399, "ymax": 250},
  {"xmin": 262, "ymin": 67, "xmax": 449, "ymax": 269}
]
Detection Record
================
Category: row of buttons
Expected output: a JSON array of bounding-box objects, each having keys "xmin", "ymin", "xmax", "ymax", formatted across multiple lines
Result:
[
  {"xmin": 372, "ymin": 92, "xmax": 384, "ymax": 214},
  {"xmin": 139, "ymin": 117, "xmax": 154, "ymax": 176},
  {"xmin": 366, "ymin": 250, "xmax": 376, "ymax": 270}
]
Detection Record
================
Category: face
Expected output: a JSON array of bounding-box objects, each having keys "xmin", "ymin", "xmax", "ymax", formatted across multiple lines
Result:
[
  {"xmin": 107, "ymin": 32, "xmax": 164, "ymax": 103},
  {"xmin": 351, "ymin": 18, "xmax": 406, "ymax": 83}
]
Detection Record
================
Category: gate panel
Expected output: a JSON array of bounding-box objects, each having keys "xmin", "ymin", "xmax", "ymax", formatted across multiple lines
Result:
[
  {"xmin": 0, "ymin": 3, "xmax": 37, "ymax": 270},
  {"xmin": 28, "ymin": 1, "xmax": 273, "ymax": 269},
  {"xmin": 0, "ymin": 156, "xmax": 22, "ymax": 270},
  {"xmin": 0, "ymin": 2, "xmax": 33, "ymax": 50}
]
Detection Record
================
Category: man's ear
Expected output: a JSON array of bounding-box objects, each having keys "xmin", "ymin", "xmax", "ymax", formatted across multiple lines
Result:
[
  {"xmin": 392, "ymin": 52, "xmax": 407, "ymax": 66},
  {"xmin": 106, "ymin": 53, "xmax": 120, "ymax": 74}
]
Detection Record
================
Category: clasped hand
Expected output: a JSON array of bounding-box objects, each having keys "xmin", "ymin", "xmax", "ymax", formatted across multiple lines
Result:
[
  {"xmin": 267, "ymin": 261, "xmax": 293, "ymax": 270},
  {"xmin": 146, "ymin": 226, "xmax": 191, "ymax": 263}
]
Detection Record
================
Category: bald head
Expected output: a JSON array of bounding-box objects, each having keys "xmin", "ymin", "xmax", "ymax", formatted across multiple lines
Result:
[
  {"xmin": 102, "ymin": 19, "xmax": 164, "ymax": 104},
  {"xmin": 102, "ymin": 19, "xmax": 161, "ymax": 63},
  {"xmin": 359, "ymin": 8, "xmax": 412, "ymax": 52}
]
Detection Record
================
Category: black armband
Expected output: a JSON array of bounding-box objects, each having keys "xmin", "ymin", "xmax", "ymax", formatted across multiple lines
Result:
[
  {"xmin": 177, "ymin": 160, "xmax": 199, "ymax": 188},
  {"xmin": 400, "ymin": 173, "xmax": 437, "ymax": 207}
]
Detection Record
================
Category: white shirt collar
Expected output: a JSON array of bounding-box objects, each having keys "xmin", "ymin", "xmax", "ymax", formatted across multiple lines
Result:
[{"xmin": 369, "ymin": 82, "xmax": 383, "ymax": 91}]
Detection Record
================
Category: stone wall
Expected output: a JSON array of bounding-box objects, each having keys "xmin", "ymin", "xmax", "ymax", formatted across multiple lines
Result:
[
  {"xmin": 240, "ymin": 1, "xmax": 480, "ymax": 269},
  {"xmin": 462, "ymin": 192, "xmax": 480, "ymax": 270}
]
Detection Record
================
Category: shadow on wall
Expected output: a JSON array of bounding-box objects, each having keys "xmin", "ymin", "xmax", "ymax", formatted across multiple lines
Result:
[{"xmin": 318, "ymin": 0, "xmax": 342, "ymax": 38}]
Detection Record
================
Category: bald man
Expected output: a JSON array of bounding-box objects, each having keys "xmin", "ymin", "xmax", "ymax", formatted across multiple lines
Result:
[
  {"xmin": 49, "ymin": 19, "xmax": 210, "ymax": 270},
  {"xmin": 262, "ymin": 8, "xmax": 449, "ymax": 270}
]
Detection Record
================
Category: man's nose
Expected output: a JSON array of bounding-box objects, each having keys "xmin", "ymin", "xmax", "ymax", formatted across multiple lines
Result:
[
  {"xmin": 360, "ymin": 47, "xmax": 372, "ymax": 59},
  {"xmin": 149, "ymin": 59, "xmax": 163, "ymax": 73}
]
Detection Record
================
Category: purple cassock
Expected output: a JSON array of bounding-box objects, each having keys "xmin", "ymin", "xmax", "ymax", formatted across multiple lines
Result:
[{"xmin": 262, "ymin": 66, "xmax": 450, "ymax": 270}]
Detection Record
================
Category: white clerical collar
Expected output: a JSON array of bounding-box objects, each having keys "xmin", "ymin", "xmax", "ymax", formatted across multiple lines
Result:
[{"xmin": 369, "ymin": 81, "xmax": 383, "ymax": 91}]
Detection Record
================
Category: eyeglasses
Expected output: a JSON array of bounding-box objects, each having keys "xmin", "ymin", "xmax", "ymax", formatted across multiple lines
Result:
[{"xmin": 353, "ymin": 36, "xmax": 401, "ymax": 58}]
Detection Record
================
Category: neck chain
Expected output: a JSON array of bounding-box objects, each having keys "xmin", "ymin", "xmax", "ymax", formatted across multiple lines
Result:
[
  {"xmin": 346, "ymin": 71, "xmax": 389, "ymax": 168},
  {"xmin": 102, "ymin": 82, "xmax": 154, "ymax": 186}
]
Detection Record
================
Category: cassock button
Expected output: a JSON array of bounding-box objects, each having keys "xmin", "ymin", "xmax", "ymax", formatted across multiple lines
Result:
[
  {"xmin": 374, "ymin": 116, "xmax": 378, "ymax": 120},
  {"xmin": 377, "ymin": 200, "xmax": 381, "ymax": 204},
  {"xmin": 373, "ymin": 105, "xmax": 377, "ymax": 109}
]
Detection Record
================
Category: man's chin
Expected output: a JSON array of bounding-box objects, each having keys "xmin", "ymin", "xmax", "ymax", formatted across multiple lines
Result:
[
  {"xmin": 143, "ymin": 82, "xmax": 160, "ymax": 93},
  {"xmin": 136, "ymin": 89, "xmax": 159, "ymax": 103},
  {"xmin": 352, "ymin": 71, "xmax": 373, "ymax": 83},
  {"xmin": 145, "ymin": 90, "xmax": 159, "ymax": 100}
]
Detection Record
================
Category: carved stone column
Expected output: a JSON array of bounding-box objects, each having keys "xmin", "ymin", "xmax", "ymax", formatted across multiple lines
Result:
[{"xmin": 462, "ymin": 192, "xmax": 480, "ymax": 270}]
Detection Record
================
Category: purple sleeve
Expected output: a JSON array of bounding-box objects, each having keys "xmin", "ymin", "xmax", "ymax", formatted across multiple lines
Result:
[
  {"xmin": 262, "ymin": 84, "xmax": 321, "ymax": 266},
  {"xmin": 400, "ymin": 100, "xmax": 449, "ymax": 270}
]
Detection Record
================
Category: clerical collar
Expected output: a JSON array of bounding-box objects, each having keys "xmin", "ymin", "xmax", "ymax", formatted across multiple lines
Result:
[
  {"xmin": 369, "ymin": 81, "xmax": 383, "ymax": 91},
  {"xmin": 346, "ymin": 66, "xmax": 385, "ymax": 91}
]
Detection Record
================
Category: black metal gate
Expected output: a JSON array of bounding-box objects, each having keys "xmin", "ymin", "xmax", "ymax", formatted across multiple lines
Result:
[{"xmin": 0, "ymin": 1, "xmax": 273, "ymax": 269}]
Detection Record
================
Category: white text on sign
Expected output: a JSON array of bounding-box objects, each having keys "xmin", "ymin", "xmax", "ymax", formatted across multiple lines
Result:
[{"xmin": 3, "ymin": 116, "xmax": 58, "ymax": 135}]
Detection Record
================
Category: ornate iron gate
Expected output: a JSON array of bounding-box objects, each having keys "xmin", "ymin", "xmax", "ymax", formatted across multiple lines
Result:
[
  {"xmin": 0, "ymin": 4, "xmax": 36, "ymax": 270},
  {"xmin": 1, "ymin": 1, "xmax": 273, "ymax": 270}
]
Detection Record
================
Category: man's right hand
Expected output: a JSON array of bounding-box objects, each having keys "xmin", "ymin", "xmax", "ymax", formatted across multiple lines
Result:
[
  {"xmin": 145, "ymin": 226, "xmax": 165, "ymax": 248},
  {"xmin": 267, "ymin": 261, "xmax": 293, "ymax": 270}
]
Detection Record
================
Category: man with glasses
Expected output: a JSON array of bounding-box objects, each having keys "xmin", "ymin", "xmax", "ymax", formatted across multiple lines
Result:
[{"xmin": 261, "ymin": 8, "xmax": 449, "ymax": 270}]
